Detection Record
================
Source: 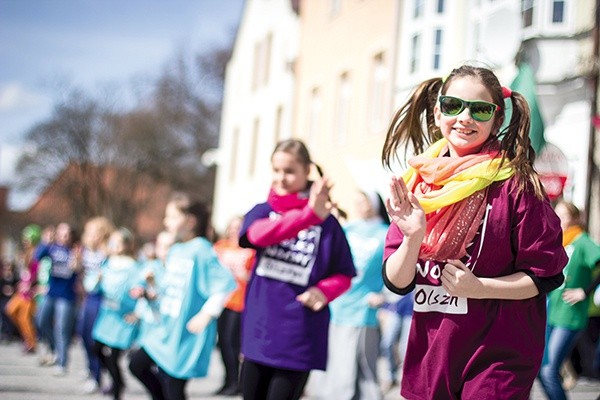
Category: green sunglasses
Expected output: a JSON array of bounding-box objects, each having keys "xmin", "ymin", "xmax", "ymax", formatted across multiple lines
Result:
[{"xmin": 439, "ymin": 95, "xmax": 500, "ymax": 122}]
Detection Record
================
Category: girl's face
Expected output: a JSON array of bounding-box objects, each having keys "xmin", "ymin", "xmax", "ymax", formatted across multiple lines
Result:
[
  {"xmin": 83, "ymin": 222, "xmax": 103, "ymax": 250},
  {"xmin": 434, "ymin": 76, "xmax": 497, "ymax": 157},
  {"xmin": 54, "ymin": 223, "xmax": 71, "ymax": 246},
  {"xmin": 271, "ymin": 151, "xmax": 310, "ymax": 195},
  {"xmin": 554, "ymin": 203, "xmax": 575, "ymax": 232},
  {"xmin": 353, "ymin": 192, "xmax": 375, "ymax": 220},
  {"xmin": 226, "ymin": 218, "xmax": 242, "ymax": 241},
  {"xmin": 107, "ymin": 231, "xmax": 126, "ymax": 256},
  {"xmin": 155, "ymin": 232, "xmax": 175, "ymax": 261},
  {"xmin": 163, "ymin": 202, "xmax": 193, "ymax": 241}
]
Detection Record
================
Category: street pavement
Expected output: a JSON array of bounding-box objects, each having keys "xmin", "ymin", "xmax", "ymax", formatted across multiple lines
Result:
[{"xmin": 1, "ymin": 339, "xmax": 599, "ymax": 399}]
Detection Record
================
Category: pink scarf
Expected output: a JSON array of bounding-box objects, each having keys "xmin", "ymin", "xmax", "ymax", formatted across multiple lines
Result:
[{"xmin": 267, "ymin": 188, "xmax": 310, "ymax": 213}]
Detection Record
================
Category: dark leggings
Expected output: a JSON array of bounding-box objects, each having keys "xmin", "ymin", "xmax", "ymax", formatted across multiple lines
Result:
[
  {"xmin": 128, "ymin": 347, "xmax": 188, "ymax": 400},
  {"xmin": 217, "ymin": 308, "xmax": 242, "ymax": 388},
  {"xmin": 92, "ymin": 340, "xmax": 123, "ymax": 399},
  {"xmin": 240, "ymin": 359, "xmax": 310, "ymax": 400}
]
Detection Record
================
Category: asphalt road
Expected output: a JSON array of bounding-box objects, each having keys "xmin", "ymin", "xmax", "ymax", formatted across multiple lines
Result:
[{"xmin": 0, "ymin": 339, "xmax": 598, "ymax": 399}]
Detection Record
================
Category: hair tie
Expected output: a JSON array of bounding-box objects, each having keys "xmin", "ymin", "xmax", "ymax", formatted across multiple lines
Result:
[
  {"xmin": 441, "ymin": 74, "xmax": 448, "ymax": 83},
  {"xmin": 502, "ymin": 86, "xmax": 512, "ymax": 98}
]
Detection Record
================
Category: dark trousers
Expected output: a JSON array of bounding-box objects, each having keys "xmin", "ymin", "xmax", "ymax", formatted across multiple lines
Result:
[
  {"xmin": 240, "ymin": 359, "xmax": 309, "ymax": 400},
  {"xmin": 93, "ymin": 340, "xmax": 123, "ymax": 400},
  {"xmin": 217, "ymin": 308, "xmax": 242, "ymax": 389},
  {"xmin": 129, "ymin": 347, "xmax": 188, "ymax": 400}
]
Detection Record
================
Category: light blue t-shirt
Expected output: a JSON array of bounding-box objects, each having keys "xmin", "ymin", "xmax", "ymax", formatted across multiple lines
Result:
[
  {"xmin": 133, "ymin": 258, "xmax": 166, "ymax": 344},
  {"xmin": 82, "ymin": 248, "xmax": 107, "ymax": 294},
  {"xmin": 330, "ymin": 219, "xmax": 388, "ymax": 327},
  {"xmin": 141, "ymin": 237, "xmax": 235, "ymax": 379},
  {"xmin": 92, "ymin": 255, "xmax": 140, "ymax": 349}
]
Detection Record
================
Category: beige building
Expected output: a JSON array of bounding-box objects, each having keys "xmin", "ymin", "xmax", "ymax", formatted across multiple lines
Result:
[
  {"xmin": 213, "ymin": 0, "xmax": 599, "ymax": 239},
  {"xmin": 293, "ymin": 0, "xmax": 398, "ymax": 219}
]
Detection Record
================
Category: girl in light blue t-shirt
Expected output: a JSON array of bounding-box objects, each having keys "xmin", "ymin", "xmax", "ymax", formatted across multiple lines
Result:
[
  {"xmin": 92, "ymin": 227, "xmax": 139, "ymax": 400},
  {"xmin": 128, "ymin": 192, "xmax": 235, "ymax": 400}
]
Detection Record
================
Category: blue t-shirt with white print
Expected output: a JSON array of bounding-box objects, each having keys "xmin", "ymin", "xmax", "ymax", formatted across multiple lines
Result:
[
  {"xmin": 92, "ymin": 255, "xmax": 140, "ymax": 349},
  {"xmin": 141, "ymin": 237, "xmax": 235, "ymax": 379}
]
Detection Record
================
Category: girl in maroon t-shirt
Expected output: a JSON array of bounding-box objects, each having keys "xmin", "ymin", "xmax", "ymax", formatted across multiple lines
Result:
[{"xmin": 380, "ymin": 64, "xmax": 567, "ymax": 399}]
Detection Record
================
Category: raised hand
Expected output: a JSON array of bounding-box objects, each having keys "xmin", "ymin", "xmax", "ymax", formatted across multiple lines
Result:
[
  {"xmin": 385, "ymin": 176, "xmax": 426, "ymax": 239},
  {"xmin": 309, "ymin": 177, "xmax": 332, "ymax": 220}
]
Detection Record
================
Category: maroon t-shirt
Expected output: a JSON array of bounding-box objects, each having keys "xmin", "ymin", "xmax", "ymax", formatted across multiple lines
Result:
[{"xmin": 384, "ymin": 178, "xmax": 567, "ymax": 400}]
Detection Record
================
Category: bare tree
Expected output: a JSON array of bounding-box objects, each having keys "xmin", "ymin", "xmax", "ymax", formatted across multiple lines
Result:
[{"xmin": 15, "ymin": 41, "xmax": 233, "ymax": 234}]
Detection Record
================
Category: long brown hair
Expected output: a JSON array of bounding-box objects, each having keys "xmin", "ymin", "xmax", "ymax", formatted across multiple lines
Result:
[{"xmin": 381, "ymin": 64, "xmax": 545, "ymax": 199}]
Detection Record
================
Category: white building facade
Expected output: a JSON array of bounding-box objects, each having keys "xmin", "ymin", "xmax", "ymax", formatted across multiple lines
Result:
[
  {"xmin": 394, "ymin": 0, "xmax": 595, "ymax": 217},
  {"xmin": 211, "ymin": 0, "xmax": 299, "ymax": 233}
]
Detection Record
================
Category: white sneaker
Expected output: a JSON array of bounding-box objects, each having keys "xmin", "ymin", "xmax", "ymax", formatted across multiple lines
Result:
[
  {"xmin": 79, "ymin": 370, "xmax": 92, "ymax": 381},
  {"xmin": 39, "ymin": 352, "xmax": 57, "ymax": 366},
  {"xmin": 52, "ymin": 366, "xmax": 67, "ymax": 377},
  {"xmin": 82, "ymin": 379, "xmax": 99, "ymax": 394}
]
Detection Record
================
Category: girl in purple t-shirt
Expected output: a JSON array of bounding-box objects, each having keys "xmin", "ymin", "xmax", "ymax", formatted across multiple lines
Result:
[
  {"xmin": 239, "ymin": 139, "xmax": 356, "ymax": 400},
  {"xmin": 380, "ymin": 64, "xmax": 568, "ymax": 400}
]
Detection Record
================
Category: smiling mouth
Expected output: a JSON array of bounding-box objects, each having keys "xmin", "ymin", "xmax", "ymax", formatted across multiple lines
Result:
[{"xmin": 453, "ymin": 128, "xmax": 476, "ymax": 135}]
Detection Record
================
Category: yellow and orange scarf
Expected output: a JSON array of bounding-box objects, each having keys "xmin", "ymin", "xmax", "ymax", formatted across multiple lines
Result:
[{"xmin": 403, "ymin": 138, "xmax": 514, "ymax": 260}]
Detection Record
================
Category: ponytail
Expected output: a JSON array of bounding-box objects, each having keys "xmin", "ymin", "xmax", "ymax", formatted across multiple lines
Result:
[
  {"xmin": 382, "ymin": 77, "xmax": 443, "ymax": 168},
  {"xmin": 498, "ymin": 92, "xmax": 545, "ymax": 200}
]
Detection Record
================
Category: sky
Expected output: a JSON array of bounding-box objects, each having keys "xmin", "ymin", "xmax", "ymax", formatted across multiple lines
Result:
[{"xmin": 0, "ymin": 0, "xmax": 245, "ymax": 209}]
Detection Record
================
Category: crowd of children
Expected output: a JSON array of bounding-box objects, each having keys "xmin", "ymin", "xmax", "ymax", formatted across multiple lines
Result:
[{"xmin": 1, "ymin": 64, "xmax": 599, "ymax": 400}]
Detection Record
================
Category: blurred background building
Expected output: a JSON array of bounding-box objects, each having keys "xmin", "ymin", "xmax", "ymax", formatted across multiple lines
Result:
[{"xmin": 212, "ymin": 0, "xmax": 600, "ymax": 242}]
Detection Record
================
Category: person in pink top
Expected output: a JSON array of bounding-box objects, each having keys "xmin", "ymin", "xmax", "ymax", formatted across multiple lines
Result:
[
  {"xmin": 239, "ymin": 139, "xmax": 356, "ymax": 400},
  {"xmin": 6, "ymin": 224, "xmax": 42, "ymax": 353},
  {"xmin": 381, "ymin": 64, "xmax": 568, "ymax": 399}
]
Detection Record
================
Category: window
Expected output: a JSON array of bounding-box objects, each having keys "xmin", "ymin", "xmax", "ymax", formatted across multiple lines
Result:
[
  {"xmin": 522, "ymin": 0, "xmax": 534, "ymax": 28},
  {"xmin": 252, "ymin": 41, "xmax": 261, "ymax": 90},
  {"xmin": 410, "ymin": 34, "xmax": 421, "ymax": 74},
  {"xmin": 436, "ymin": 0, "xmax": 445, "ymax": 13},
  {"xmin": 334, "ymin": 72, "xmax": 351, "ymax": 144},
  {"xmin": 263, "ymin": 33, "xmax": 272, "ymax": 86},
  {"xmin": 414, "ymin": 0, "xmax": 425, "ymax": 18},
  {"xmin": 433, "ymin": 29, "xmax": 443, "ymax": 70},
  {"xmin": 552, "ymin": 0, "xmax": 564, "ymax": 23},
  {"xmin": 249, "ymin": 118, "xmax": 259, "ymax": 176},
  {"xmin": 229, "ymin": 129, "xmax": 239, "ymax": 182},
  {"xmin": 330, "ymin": 0, "xmax": 342, "ymax": 17},
  {"xmin": 369, "ymin": 53, "xmax": 387, "ymax": 133},
  {"xmin": 274, "ymin": 105, "xmax": 283, "ymax": 144},
  {"xmin": 251, "ymin": 33, "xmax": 272, "ymax": 90},
  {"xmin": 308, "ymin": 88, "xmax": 322, "ymax": 143}
]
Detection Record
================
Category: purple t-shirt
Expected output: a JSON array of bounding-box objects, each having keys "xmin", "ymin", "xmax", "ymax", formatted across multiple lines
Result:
[
  {"xmin": 240, "ymin": 202, "xmax": 356, "ymax": 371},
  {"xmin": 384, "ymin": 178, "xmax": 567, "ymax": 400}
]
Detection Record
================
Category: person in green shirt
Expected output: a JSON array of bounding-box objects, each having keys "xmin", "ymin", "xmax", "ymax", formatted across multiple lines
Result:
[{"xmin": 539, "ymin": 200, "xmax": 600, "ymax": 399}]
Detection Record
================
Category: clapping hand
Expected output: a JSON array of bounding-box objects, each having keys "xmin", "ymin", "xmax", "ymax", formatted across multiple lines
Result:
[
  {"xmin": 385, "ymin": 176, "xmax": 426, "ymax": 239},
  {"xmin": 309, "ymin": 177, "xmax": 332, "ymax": 220}
]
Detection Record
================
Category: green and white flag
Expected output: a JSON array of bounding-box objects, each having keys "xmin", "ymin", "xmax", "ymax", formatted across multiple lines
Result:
[{"xmin": 510, "ymin": 62, "xmax": 546, "ymax": 154}]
